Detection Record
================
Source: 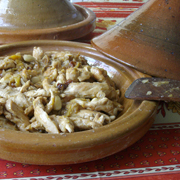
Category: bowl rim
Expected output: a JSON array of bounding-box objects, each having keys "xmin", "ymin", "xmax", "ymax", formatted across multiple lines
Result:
[{"xmin": 0, "ymin": 40, "xmax": 158, "ymax": 152}]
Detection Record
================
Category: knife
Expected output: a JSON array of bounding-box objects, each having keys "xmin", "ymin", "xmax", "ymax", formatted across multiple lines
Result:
[{"xmin": 125, "ymin": 77, "xmax": 180, "ymax": 102}]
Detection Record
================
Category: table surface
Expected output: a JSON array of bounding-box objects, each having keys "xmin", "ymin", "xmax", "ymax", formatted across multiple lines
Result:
[{"xmin": 0, "ymin": 1, "xmax": 180, "ymax": 179}]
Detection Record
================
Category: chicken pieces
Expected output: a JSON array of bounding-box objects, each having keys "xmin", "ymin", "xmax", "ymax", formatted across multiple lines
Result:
[
  {"xmin": 64, "ymin": 82, "xmax": 119, "ymax": 100},
  {"xmin": 5, "ymin": 99, "xmax": 30, "ymax": 131},
  {"xmin": 0, "ymin": 47, "xmax": 123, "ymax": 134}
]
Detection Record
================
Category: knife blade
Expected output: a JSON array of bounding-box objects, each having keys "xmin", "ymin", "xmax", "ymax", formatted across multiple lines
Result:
[{"xmin": 125, "ymin": 77, "xmax": 180, "ymax": 102}]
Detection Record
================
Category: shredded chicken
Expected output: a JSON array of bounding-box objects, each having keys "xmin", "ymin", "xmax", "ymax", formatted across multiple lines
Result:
[
  {"xmin": 33, "ymin": 97, "xmax": 59, "ymax": 134},
  {"xmin": 0, "ymin": 47, "xmax": 123, "ymax": 133},
  {"xmin": 70, "ymin": 117, "xmax": 102, "ymax": 130},
  {"xmin": 20, "ymin": 80, "xmax": 30, "ymax": 93},
  {"xmin": 24, "ymin": 89, "xmax": 50, "ymax": 97},
  {"xmin": 5, "ymin": 99, "xmax": 30, "ymax": 131},
  {"xmin": 0, "ymin": 58, "xmax": 15, "ymax": 69},
  {"xmin": 70, "ymin": 97, "xmax": 123, "ymax": 116},
  {"xmin": 0, "ymin": 116, "xmax": 17, "ymax": 130},
  {"xmin": 72, "ymin": 110, "xmax": 114, "ymax": 124},
  {"xmin": 50, "ymin": 115, "xmax": 74, "ymax": 133},
  {"xmin": 64, "ymin": 82, "xmax": 119, "ymax": 100}
]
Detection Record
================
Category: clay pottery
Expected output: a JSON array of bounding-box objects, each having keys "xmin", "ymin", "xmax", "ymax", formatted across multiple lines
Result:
[
  {"xmin": 0, "ymin": 0, "xmax": 96, "ymax": 43},
  {"xmin": 91, "ymin": 0, "xmax": 180, "ymax": 80},
  {"xmin": 0, "ymin": 40, "xmax": 158, "ymax": 165}
]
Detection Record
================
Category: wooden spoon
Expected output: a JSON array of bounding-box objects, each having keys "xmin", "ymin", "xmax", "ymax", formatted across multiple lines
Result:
[{"xmin": 125, "ymin": 77, "xmax": 180, "ymax": 102}]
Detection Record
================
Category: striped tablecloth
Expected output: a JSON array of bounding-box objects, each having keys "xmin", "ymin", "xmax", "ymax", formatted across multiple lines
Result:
[{"xmin": 0, "ymin": 1, "xmax": 180, "ymax": 179}]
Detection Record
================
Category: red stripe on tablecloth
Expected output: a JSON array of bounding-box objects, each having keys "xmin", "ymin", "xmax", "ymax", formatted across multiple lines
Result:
[
  {"xmin": 75, "ymin": 2, "xmax": 145, "ymax": 9},
  {"xmin": 93, "ymin": 11, "xmax": 133, "ymax": 18}
]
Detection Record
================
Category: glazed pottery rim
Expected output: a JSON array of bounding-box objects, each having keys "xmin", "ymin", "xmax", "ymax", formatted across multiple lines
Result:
[
  {"xmin": 0, "ymin": 4, "xmax": 95, "ymax": 34},
  {"xmin": 0, "ymin": 40, "xmax": 158, "ymax": 150},
  {"xmin": 0, "ymin": 101, "xmax": 156, "ymax": 146}
]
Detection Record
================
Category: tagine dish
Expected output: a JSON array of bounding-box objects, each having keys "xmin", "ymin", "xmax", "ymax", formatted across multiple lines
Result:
[{"xmin": 0, "ymin": 41, "xmax": 157, "ymax": 165}]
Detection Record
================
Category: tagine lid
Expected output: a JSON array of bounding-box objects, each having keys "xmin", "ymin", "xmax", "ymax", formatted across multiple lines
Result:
[
  {"xmin": 91, "ymin": 0, "xmax": 180, "ymax": 81},
  {"xmin": 0, "ymin": 0, "xmax": 96, "ymax": 43},
  {"xmin": 0, "ymin": 0, "xmax": 84, "ymax": 30}
]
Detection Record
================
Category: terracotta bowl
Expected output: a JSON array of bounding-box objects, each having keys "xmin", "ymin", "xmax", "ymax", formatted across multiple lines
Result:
[
  {"xmin": 0, "ymin": 0, "xmax": 96, "ymax": 43},
  {"xmin": 0, "ymin": 40, "xmax": 158, "ymax": 165}
]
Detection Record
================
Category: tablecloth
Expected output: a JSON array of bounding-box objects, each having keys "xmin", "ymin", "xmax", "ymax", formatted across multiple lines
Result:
[{"xmin": 0, "ymin": 1, "xmax": 180, "ymax": 179}]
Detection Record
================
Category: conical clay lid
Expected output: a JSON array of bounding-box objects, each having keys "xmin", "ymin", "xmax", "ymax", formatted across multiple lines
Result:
[{"xmin": 91, "ymin": 0, "xmax": 180, "ymax": 80}]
